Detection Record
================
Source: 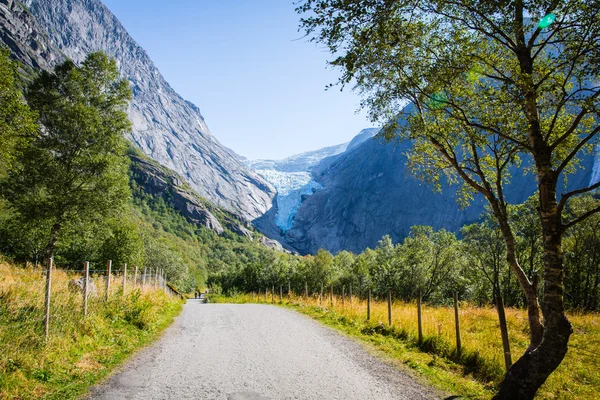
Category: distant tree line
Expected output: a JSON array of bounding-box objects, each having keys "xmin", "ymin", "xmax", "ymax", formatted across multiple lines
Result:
[{"xmin": 210, "ymin": 195, "xmax": 600, "ymax": 313}]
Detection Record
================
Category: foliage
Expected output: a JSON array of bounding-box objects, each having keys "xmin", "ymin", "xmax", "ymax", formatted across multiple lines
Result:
[
  {"xmin": 0, "ymin": 47, "xmax": 37, "ymax": 178},
  {"xmin": 0, "ymin": 52, "xmax": 132, "ymax": 261}
]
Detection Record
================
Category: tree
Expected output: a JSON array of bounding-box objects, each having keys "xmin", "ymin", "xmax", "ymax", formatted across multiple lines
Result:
[
  {"xmin": 398, "ymin": 227, "xmax": 464, "ymax": 302},
  {"xmin": 462, "ymin": 219, "xmax": 514, "ymax": 370},
  {"xmin": 563, "ymin": 195, "xmax": 600, "ymax": 310},
  {"xmin": 335, "ymin": 250, "xmax": 357, "ymax": 292},
  {"xmin": 351, "ymin": 248, "xmax": 375, "ymax": 294},
  {"xmin": 370, "ymin": 235, "xmax": 397, "ymax": 297},
  {"xmin": 298, "ymin": 1, "xmax": 600, "ymax": 397},
  {"xmin": 1, "ymin": 52, "xmax": 132, "ymax": 262},
  {"xmin": 98, "ymin": 214, "xmax": 144, "ymax": 270},
  {"xmin": 143, "ymin": 233, "xmax": 187, "ymax": 289},
  {"xmin": 312, "ymin": 249, "xmax": 334, "ymax": 299},
  {"xmin": 0, "ymin": 48, "xmax": 37, "ymax": 177}
]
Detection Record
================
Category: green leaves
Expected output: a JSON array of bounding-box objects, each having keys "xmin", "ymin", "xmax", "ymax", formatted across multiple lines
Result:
[
  {"xmin": 0, "ymin": 48, "xmax": 38, "ymax": 178},
  {"xmin": 2, "ymin": 51, "xmax": 132, "ymax": 260}
]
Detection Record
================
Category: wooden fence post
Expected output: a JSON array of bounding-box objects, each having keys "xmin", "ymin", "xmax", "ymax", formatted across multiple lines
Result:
[
  {"xmin": 142, "ymin": 267, "xmax": 147, "ymax": 290},
  {"xmin": 272, "ymin": 285, "xmax": 275, "ymax": 303},
  {"xmin": 342, "ymin": 285, "xmax": 345, "ymax": 306},
  {"xmin": 288, "ymin": 281, "xmax": 291, "ymax": 300},
  {"xmin": 105, "ymin": 260, "xmax": 112, "ymax": 301},
  {"xmin": 305, "ymin": 282, "xmax": 309, "ymax": 301},
  {"xmin": 388, "ymin": 288, "xmax": 392, "ymax": 326},
  {"xmin": 320, "ymin": 283, "xmax": 323, "ymax": 305},
  {"xmin": 279, "ymin": 285, "xmax": 283, "ymax": 302},
  {"xmin": 367, "ymin": 288, "xmax": 371, "ymax": 321},
  {"xmin": 329, "ymin": 284, "xmax": 333, "ymax": 307},
  {"xmin": 44, "ymin": 257, "xmax": 53, "ymax": 340},
  {"xmin": 496, "ymin": 292, "xmax": 513, "ymax": 371},
  {"xmin": 122, "ymin": 263, "xmax": 127, "ymax": 296},
  {"xmin": 349, "ymin": 284, "xmax": 353, "ymax": 305},
  {"xmin": 454, "ymin": 292, "xmax": 462, "ymax": 356},
  {"xmin": 264, "ymin": 288, "xmax": 267, "ymax": 302},
  {"xmin": 155, "ymin": 269, "xmax": 159, "ymax": 289},
  {"xmin": 133, "ymin": 266, "xmax": 138, "ymax": 290},
  {"xmin": 83, "ymin": 261, "xmax": 90, "ymax": 316},
  {"xmin": 417, "ymin": 290, "xmax": 423, "ymax": 344}
]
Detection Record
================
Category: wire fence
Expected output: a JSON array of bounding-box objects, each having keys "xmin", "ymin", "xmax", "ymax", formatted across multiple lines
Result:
[
  {"xmin": 245, "ymin": 283, "xmax": 598, "ymax": 381},
  {"xmin": 0, "ymin": 259, "xmax": 181, "ymax": 346}
]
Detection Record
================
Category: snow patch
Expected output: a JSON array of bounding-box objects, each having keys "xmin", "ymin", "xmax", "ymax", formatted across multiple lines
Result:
[{"xmin": 256, "ymin": 170, "xmax": 322, "ymax": 232}]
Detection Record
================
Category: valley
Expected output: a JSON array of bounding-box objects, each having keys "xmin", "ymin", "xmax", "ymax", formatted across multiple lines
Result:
[{"xmin": 0, "ymin": 1, "xmax": 599, "ymax": 400}]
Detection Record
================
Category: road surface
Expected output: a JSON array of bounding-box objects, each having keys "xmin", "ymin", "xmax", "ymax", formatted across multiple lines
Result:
[{"xmin": 87, "ymin": 301, "xmax": 439, "ymax": 400}]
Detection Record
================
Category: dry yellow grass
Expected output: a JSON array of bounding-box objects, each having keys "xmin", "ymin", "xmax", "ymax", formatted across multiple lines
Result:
[
  {"xmin": 236, "ymin": 291, "xmax": 600, "ymax": 399},
  {"xmin": 0, "ymin": 260, "xmax": 182, "ymax": 400}
]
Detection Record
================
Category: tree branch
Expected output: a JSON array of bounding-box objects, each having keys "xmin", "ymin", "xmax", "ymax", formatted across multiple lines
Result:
[
  {"xmin": 556, "ymin": 125, "xmax": 600, "ymax": 174},
  {"xmin": 563, "ymin": 206, "xmax": 600, "ymax": 232},
  {"xmin": 557, "ymin": 181, "xmax": 600, "ymax": 214}
]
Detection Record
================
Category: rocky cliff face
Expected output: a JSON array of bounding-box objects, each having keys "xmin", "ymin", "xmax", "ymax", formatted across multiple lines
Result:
[
  {"xmin": 0, "ymin": 0, "xmax": 58, "ymax": 72},
  {"xmin": 282, "ymin": 135, "xmax": 597, "ymax": 255},
  {"xmin": 129, "ymin": 154, "xmax": 225, "ymax": 235},
  {"xmin": 19, "ymin": 0, "xmax": 275, "ymax": 221}
]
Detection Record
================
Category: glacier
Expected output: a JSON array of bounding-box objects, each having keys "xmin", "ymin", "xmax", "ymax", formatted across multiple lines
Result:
[
  {"xmin": 248, "ymin": 129, "xmax": 379, "ymax": 233},
  {"xmin": 255, "ymin": 169, "xmax": 322, "ymax": 232}
]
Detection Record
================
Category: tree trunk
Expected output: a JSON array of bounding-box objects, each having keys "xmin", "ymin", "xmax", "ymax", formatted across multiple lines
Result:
[
  {"xmin": 329, "ymin": 284, "xmax": 333, "ymax": 306},
  {"xmin": 495, "ymin": 288, "xmax": 512, "ymax": 371},
  {"xmin": 320, "ymin": 283, "xmax": 323, "ymax": 305},
  {"xmin": 494, "ymin": 154, "xmax": 572, "ymax": 398},
  {"xmin": 367, "ymin": 288, "xmax": 371, "ymax": 321},
  {"xmin": 43, "ymin": 220, "xmax": 62, "ymax": 263}
]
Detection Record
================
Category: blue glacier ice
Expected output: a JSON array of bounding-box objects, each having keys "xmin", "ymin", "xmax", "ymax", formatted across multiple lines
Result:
[{"xmin": 255, "ymin": 169, "xmax": 322, "ymax": 232}]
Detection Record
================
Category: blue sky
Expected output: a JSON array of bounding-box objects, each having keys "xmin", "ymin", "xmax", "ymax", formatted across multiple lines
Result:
[{"xmin": 101, "ymin": 0, "xmax": 374, "ymax": 160}]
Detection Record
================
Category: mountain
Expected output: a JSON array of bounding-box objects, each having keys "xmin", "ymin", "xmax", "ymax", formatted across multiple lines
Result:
[
  {"xmin": 248, "ymin": 129, "xmax": 377, "ymax": 237},
  {"xmin": 9, "ymin": 0, "xmax": 275, "ymax": 221},
  {"xmin": 249, "ymin": 142, "xmax": 344, "ymax": 173},
  {"xmin": 0, "ymin": 0, "xmax": 59, "ymax": 73},
  {"xmin": 282, "ymin": 133, "xmax": 597, "ymax": 255}
]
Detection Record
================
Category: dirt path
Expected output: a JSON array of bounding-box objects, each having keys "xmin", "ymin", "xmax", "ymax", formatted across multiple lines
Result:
[{"xmin": 87, "ymin": 301, "xmax": 439, "ymax": 400}]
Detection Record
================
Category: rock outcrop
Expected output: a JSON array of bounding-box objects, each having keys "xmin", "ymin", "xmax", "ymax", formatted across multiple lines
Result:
[
  {"xmin": 14, "ymin": 0, "xmax": 275, "ymax": 221},
  {"xmin": 0, "ymin": 0, "xmax": 59, "ymax": 72},
  {"xmin": 129, "ymin": 154, "xmax": 225, "ymax": 234}
]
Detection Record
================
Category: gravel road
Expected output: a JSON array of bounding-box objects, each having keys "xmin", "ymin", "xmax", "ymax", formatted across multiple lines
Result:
[{"xmin": 87, "ymin": 300, "xmax": 439, "ymax": 400}]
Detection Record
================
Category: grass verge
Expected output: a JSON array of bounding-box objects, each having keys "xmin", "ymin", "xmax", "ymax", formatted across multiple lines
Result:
[
  {"xmin": 210, "ymin": 293, "xmax": 600, "ymax": 400},
  {"xmin": 0, "ymin": 260, "xmax": 184, "ymax": 400}
]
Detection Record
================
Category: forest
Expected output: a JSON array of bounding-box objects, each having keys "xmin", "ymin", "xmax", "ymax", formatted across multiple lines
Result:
[{"xmin": 209, "ymin": 195, "xmax": 600, "ymax": 312}]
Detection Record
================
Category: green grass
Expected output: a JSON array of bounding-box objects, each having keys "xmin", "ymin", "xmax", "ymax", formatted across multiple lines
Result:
[
  {"xmin": 210, "ymin": 293, "xmax": 600, "ymax": 400},
  {"xmin": 0, "ymin": 261, "xmax": 183, "ymax": 399}
]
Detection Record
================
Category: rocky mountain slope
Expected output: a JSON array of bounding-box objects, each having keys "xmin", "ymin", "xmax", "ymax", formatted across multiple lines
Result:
[
  {"xmin": 0, "ymin": 0, "xmax": 58, "ymax": 73},
  {"xmin": 14, "ymin": 0, "xmax": 275, "ymax": 221},
  {"xmin": 249, "ymin": 129, "xmax": 377, "ymax": 236},
  {"xmin": 282, "ymin": 134, "xmax": 597, "ymax": 254}
]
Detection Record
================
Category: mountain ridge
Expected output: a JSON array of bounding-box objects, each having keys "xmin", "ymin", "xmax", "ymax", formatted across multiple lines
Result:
[{"xmin": 18, "ymin": 0, "xmax": 275, "ymax": 221}]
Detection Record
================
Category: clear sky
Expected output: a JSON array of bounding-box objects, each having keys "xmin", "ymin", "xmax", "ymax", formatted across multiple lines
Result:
[{"xmin": 101, "ymin": 0, "xmax": 375, "ymax": 160}]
